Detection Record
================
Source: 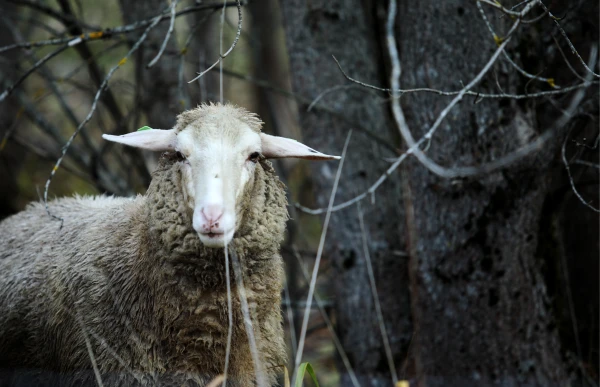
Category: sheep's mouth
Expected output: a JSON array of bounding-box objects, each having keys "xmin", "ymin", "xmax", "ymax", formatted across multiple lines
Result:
[{"xmin": 197, "ymin": 229, "xmax": 234, "ymax": 248}]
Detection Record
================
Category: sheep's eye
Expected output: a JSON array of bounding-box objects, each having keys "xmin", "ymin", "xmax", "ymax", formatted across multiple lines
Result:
[
  {"xmin": 176, "ymin": 151, "xmax": 186, "ymax": 159},
  {"xmin": 248, "ymin": 152, "xmax": 260, "ymax": 163}
]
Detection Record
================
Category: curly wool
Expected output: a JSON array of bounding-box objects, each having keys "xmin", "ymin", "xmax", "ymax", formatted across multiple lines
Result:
[
  {"xmin": 175, "ymin": 103, "xmax": 264, "ymax": 134},
  {"xmin": 0, "ymin": 153, "xmax": 288, "ymax": 386}
]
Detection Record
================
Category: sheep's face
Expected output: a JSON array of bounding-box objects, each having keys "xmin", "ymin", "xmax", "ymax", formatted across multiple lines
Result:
[
  {"xmin": 176, "ymin": 123, "xmax": 261, "ymax": 247},
  {"xmin": 102, "ymin": 104, "xmax": 340, "ymax": 248}
]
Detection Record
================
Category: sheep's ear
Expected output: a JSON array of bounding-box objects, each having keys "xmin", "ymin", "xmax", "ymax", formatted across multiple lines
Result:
[
  {"xmin": 260, "ymin": 133, "xmax": 340, "ymax": 160},
  {"xmin": 102, "ymin": 128, "xmax": 177, "ymax": 151}
]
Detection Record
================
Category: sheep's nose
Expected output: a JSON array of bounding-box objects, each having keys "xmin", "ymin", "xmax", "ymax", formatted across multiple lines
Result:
[{"xmin": 199, "ymin": 205, "xmax": 224, "ymax": 231}]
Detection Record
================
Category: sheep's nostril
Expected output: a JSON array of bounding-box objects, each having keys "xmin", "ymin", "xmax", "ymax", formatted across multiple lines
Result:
[{"xmin": 198, "ymin": 205, "xmax": 224, "ymax": 232}]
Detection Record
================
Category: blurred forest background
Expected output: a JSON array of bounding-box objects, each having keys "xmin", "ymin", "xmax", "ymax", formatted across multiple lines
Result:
[{"xmin": 0, "ymin": 0, "xmax": 598, "ymax": 386}]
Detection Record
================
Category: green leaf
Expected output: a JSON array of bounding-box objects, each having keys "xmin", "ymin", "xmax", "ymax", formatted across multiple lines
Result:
[
  {"xmin": 294, "ymin": 362, "xmax": 319, "ymax": 387},
  {"xmin": 137, "ymin": 126, "xmax": 152, "ymax": 131}
]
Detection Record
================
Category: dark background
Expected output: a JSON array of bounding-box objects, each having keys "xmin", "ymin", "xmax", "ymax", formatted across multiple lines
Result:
[{"xmin": 0, "ymin": 0, "xmax": 598, "ymax": 386}]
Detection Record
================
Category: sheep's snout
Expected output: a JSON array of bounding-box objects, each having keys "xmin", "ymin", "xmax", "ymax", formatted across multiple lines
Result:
[
  {"xmin": 196, "ymin": 204, "xmax": 224, "ymax": 232},
  {"xmin": 193, "ymin": 205, "xmax": 234, "ymax": 247}
]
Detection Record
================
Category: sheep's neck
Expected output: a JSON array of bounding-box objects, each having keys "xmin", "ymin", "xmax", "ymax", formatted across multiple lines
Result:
[{"xmin": 133, "ymin": 157, "xmax": 287, "ymax": 378}]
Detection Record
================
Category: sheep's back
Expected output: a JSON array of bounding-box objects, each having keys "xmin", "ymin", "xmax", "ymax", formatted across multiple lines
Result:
[{"xmin": 0, "ymin": 195, "xmax": 141, "ymax": 375}]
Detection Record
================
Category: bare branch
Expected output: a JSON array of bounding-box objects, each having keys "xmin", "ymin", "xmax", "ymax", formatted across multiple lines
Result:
[
  {"xmin": 293, "ymin": 131, "xmax": 352, "ymax": 381},
  {"xmin": 562, "ymin": 128, "xmax": 600, "ymax": 212},
  {"xmin": 2, "ymin": 10, "xmax": 65, "ymax": 36},
  {"xmin": 189, "ymin": 58, "xmax": 396, "ymax": 151},
  {"xmin": 537, "ymin": 0, "xmax": 600, "ymax": 79},
  {"xmin": 476, "ymin": 1, "xmax": 559, "ymax": 88},
  {"xmin": 0, "ymin": 43, "xmax": 69, "ymax": 102},
  {"xmin": 43, "ymin": 10, "xmax": 165, "ymax": 225},
  {"xmin": 477, "ymin": 0, "xmax": 526, "ymax": 17},
  {"xmin": 177, "ymin": 10, "xmax": 217, "ymax": 110},
  {"xmin": 5, "ymin": 0, "xmax": 101, "ymax": 31},
  {"xmin": 0, "ymin": 2, "xmax": 243, "ymax": 54},
  {"xmin": 188, "ymin": 0, "xmax": 242, "ymax": 83},
  {"xmin": 75, "ymin": 309, "xmax": 105, "ymax": 387},
  {"xmin": 146, "ymin": 0, "xmax": 179, "ymax": 69},
  {"xmin": 296, "ymin": 44, "xmax": 598, "ymax": 215},
  {"xmin": 332, "ymin": 56, "xmax": 595, "ymax": 100},
  {"xmin": 552, "ymin": 34, "xmax": 589, "ymax": 83},
  {"xmin": 230, "ymin": 249, "xmax": 267, "ymax": 387},
  {"xmin": 307, "ymin": 84, "xmax": 386, "ymax": 112},
  {"xmin": 389, "ymin": 1, "xmax": 546, "ymax": 179},
  {"xmin": 282, "ymin": 273, "xmax": 298, "ymax": 361},
  {"xmin": 291, "ymin": 247, "xmax": 360, "ymax": 387},
  {"xmin": 222, "ymin": 244, "xmax": 233, "ymax": 386},
  {"xmin": 572, "ymin": 159, "xmax": 600, "ymax": 169},
  {"xmin": 357, "ymin": 203, "xmax": 398, "ymax": 385}
]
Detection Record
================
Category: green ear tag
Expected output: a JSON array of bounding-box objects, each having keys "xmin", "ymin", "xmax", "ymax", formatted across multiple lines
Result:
[{"xmin": 137, "ymin": 126, "xmax": 152, "ymax": 131}]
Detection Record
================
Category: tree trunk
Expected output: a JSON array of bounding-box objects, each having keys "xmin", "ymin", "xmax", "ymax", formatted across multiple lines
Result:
[
  {"xmin": 280, "ymin": 1, "xmax": 412, "ymax": 385},
  {"xmin": 282, "ymin": 0, "xmax": 597, "ymax": 385},
  {"xmin": 395, "ymin": 1, "xmax": 594, "ymax": 386}
]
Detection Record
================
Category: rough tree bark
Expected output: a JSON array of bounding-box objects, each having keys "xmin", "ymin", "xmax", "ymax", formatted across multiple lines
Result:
[
  {"xmin": 282, "ymin": 0, "xmax": 597, "ymax": 386},
  {"xmin": 280, "ymin": 1, "xmax": 412, "ymax": 385},
  {"xmin": 395, "ymin": 1, "xmax": 595, "ymax": 386}
]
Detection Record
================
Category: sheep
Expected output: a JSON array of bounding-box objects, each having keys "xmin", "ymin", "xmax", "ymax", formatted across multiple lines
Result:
[{"xmin": 0, "ymin": 103, "xmax": 339, "ymax": 387}]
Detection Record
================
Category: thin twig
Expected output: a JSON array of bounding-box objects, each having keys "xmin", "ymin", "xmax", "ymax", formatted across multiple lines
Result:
[
  {"xmin": 75, "ymin": 309, "xmax": 105, "ymax": 387},
  {"xmin": 521, "ymin": 7, "xmax": 551, "ymax": 24},
  {"xmin": 43, "ymin": 10, "xmax": 164, "ymax": 225},
  {"xmin": 177, "ymin": 12, "xmax": 216, "ymax": 110},
  {"xmin": 291, "ymin": 247, "xmax": 360, "ymax": 387},
  {"xmin": 555, "ymin": 200, "xmax": 584, "ymax": 361},
  {"xmin": 332, "ymin": 56, "xmax": 595, "ymax": 100},
  {"xmin": 222, "ymin": 243, "xmax": 233, "ymax": 387},
  {"xmin": 307, "ymin": 84, "xmax": 385, "ymax": 112},
  {"xmin": 6, "ymin": 0, "xmax": 101, "ymax": 30},
  {"xmin": 1, "ymin": 15, "xmax": 98, "ymax": 154},
  {"xmin": 207, "ymin": 375, "xmax": 226, "ymax": 387},
  {"xmin": 147, "ymin": 0, "xmax": 179, "ymax": 68},
  {"xmin": 296, "ymin": 44, "xmax": 598, "ymax": 215},
  {"xmin": 1, "ymin": 10, "xmax": 65, "ymax": 37},
  {"xmin": 230, "ymin": 249, "xmax": 267, "ymax": 387},
  {"xmin": 510, "ymin": 0, "xmax": 534, "ymax": 11},
  {"xmin": 8, "ymin": 132, "xmax": 96, "ymax": 185},
  {"xmin": 0, "ymin": 43, "xmax": 70, "ymax": 102},
  {"xmin": 537, "ymin": 0, "xmax": 600, "ymax": 78},
  {"xmin": 282, "ymin": 274, "xmax": 298, "ymax": 361},
  {"xmin": 11, "ymin": 89, "xmax": 88, "ymax": 168},
  {"xmin": 219, "ymin": 0, "xmax": 227, "ymax": 103},
  {"xmin": 552, "ymin": 34, "xmax": 589, "ymax": 82},
  {"xmin": 389, "ymin": 1, "xmax": 538, "ymax": 179},
  {"xmin": 562, "ymin": 128, "xmax": 599, "ymax": 212},
  {"xmin": 477, "ymin": 0, "xmax": 525, "ymax": 17},
  {"xmin": 476, "ymin": 1, "xmax": 558, "ymax": 88},
  {"xmin": 86, "ymin": 329, "xmax": 143, "ymax": 383},
  {"xmin": 0, "ymin": 2, "xmax": 243, "ymax": 54},
  {"xmin": 188, "ymin": 0, "xmax": 242, "ymax": 83},
  {"xmin": 292, "ymin": 131, "xmax": 352, "ymax": 382},
  {"xmin": 572, "ymin": 159, "xmax": 600, "ymax": 169},
  {"xmin": 357, "ymin": 203, "xmax": 398, "ymax": 385}
]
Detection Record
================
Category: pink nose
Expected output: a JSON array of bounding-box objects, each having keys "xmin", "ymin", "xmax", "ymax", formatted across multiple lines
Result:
[{"xmin": 200, "ymin": 205, "xmax": 224, "ymax": 231}]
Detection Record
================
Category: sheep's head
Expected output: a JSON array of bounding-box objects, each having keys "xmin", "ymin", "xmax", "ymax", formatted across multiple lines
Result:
[{"xmin": 103, "ymin": 104, "xmax": 339, "ymax": 247}]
